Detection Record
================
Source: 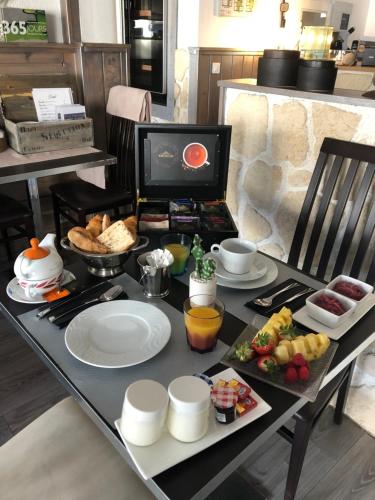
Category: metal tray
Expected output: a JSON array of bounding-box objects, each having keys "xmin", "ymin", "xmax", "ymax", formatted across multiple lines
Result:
[{"xmin": 221, "ymin": 317, "xmax": 338, "ymax": 402}]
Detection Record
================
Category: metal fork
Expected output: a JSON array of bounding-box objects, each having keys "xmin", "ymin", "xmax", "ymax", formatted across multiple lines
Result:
[{"xmin": 253, "ymin": 282, "xmax": 300, "ymax": 307}]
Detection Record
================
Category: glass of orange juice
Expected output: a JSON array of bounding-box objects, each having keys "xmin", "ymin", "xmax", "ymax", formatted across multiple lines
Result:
[
  {"xmin": 160, "ymin": 233, "xmax": 191, "ymax": 276},
  {"xmin": 183, "ymin": 295, "xmax": 225, "ymax": 353}
]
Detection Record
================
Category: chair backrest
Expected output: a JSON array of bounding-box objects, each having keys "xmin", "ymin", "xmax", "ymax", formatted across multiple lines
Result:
[
  {"xmin": 288, "ymin": 137, "xmax": 375, "ymax": 284},
  {"xmin": 105, "ymin": 86, "xmax": 151, "ymax": 201},
  {"xmin": 106, "ymin": 115, "xmax": 135, "ymax": 196}
]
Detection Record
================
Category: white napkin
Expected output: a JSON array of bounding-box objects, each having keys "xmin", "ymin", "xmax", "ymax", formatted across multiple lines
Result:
[{"xmin": 142, "ymin": 249, "xmax": 174, "ymax": 276}]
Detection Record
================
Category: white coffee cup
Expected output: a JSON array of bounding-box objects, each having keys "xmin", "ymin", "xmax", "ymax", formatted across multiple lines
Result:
[{"xmin": 211, "ymin": 238, "xmax": 258, "ymax": 275}]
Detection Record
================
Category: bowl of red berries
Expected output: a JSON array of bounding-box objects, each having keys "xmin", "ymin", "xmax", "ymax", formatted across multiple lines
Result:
[
  {"xmin": 326, "ymin": 275, "xmax": 373, "ymax": 305},
  {"xmin": 305, "ymin": 288, "xmax": 356, "ymax": 328}
]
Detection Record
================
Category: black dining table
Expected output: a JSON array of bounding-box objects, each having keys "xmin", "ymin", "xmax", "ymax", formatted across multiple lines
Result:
[
  {"xmin": 0, "ymin": 146, "xmax": 116, "ymax": 236},
  {"xmin": 0, "ymin": 251, "xmax": 374, "ymax": 500}
]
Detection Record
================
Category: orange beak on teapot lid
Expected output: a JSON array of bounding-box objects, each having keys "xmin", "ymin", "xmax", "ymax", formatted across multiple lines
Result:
[{"xmin": 23, "ymin": 238, "xmax": 50, "ymax": 260}]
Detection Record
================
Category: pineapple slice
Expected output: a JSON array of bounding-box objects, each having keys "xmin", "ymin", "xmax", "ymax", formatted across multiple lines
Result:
[
  {"xmin": 279, "ymin": 339, "xmax": 293, "ymax": 357},
  {"xmin": 274, "ymin": 344, "xmax": 290, "ymax": 365},
  {"xmin": 278, "ymin": 306, "xmax": 293, "ymax": 327},
  {"xmin": 291, "ymin": 338, "xmax": 307, "ymax": 358},
  {"xmin": 262, "ymin": 325, "xmax": 279, "ymax": 346},
  {"xmin": 316, "ymin": 333, "xmax": 330, "ymax": 355}
]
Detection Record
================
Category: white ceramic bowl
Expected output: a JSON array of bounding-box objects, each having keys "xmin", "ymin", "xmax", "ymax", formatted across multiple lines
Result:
[
  {"xmin": 326, "ymin": 275, "xmax": 373, "ymax": 304},
  {"xmin": 306, "ymin": 289, "xmax": 357, "ymax": 328}
]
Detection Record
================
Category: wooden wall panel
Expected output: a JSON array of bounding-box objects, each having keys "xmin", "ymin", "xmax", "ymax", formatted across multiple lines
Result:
[
  {"xmin": 81, "ymin": 43, "xmax": 131, "ymax": 150},
  {"xmin": 196, "ymin": 54, "xmax": 211, "ymax": 125},
  {"xmin": 191, "ymin": 48, "xmax": 261, "ymax": 125}
]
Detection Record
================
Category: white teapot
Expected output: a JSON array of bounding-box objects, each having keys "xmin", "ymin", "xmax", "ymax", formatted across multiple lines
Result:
[{"xmin": 14, "ymin": 234, "xmax": 64, "ymax": 299}]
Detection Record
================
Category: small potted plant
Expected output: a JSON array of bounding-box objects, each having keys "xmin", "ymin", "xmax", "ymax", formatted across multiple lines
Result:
[{"xmin": 189, "ymin": 234, "xmax": 217, "ymax": 299}]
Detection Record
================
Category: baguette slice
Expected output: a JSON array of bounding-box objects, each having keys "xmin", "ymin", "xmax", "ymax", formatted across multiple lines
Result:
[
  {"xmin": 86, "ymin": 214, "xmax": 103, "ymax": 238},
  {"xmin": 97, "ymin": 220, "xmax": 136, "ymax": 253},
  {"xmin": 102, "ymin": 214, "xmax": 111, "ymax": 232}
]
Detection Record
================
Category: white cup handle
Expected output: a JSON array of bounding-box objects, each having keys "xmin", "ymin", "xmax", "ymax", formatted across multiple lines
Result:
[{"xmin": 211, "ymin": 244, "xmax": 220, "ymax": 254}]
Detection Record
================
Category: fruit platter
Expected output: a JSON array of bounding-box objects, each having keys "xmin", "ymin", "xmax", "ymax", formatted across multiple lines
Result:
[{"xmin": 221, "ymin": 307, "xmax": 338, "ymax": 402}]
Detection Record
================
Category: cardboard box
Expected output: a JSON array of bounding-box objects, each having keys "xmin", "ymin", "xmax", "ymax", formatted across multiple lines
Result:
[
  {"xmin": 4, "ymin": 117, "xmax": 94, "ymax": 154},
  {"xmin": 0, "ymin": 8, "xmax": 48, "ymax": 42}
]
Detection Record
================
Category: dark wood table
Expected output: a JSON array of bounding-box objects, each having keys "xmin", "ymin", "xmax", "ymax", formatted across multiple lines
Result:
[
  {"xmin": 0, "ymin": 146, "xmax": 116, "ymax": 236},
  {"xmin": 0, "ymin": 254, "xmax": 374, "ymax": 500}
]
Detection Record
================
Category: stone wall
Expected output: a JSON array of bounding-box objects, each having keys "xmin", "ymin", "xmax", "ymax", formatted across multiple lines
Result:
[{"xmin": 223, "ymin": 88, "xmax": 375, "ymax": 262}]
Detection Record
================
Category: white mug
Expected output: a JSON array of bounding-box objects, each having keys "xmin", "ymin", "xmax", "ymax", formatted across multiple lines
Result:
[{"xmin": 211, "ymin": 238, "xmax": 258, "ymax": 275}]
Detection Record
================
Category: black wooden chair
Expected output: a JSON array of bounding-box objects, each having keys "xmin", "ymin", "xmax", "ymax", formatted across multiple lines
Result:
[
  {"xmin": 279, "ymin": 137, "xmax": 375, "ymax": 499},
  {"xmin": 0, "ymin": 194, "xmax": 34, "ymax": 261},
  {"xmin": 49, "ymin": 115, "xmax": 136, "ymax": 245}
]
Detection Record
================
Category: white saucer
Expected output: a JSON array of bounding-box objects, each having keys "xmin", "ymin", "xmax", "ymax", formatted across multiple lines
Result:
[
  {"xmin": 6, "ymin": 270, "xmax": 76, "ymax": 304},
  {"xmin": 215, "ymin": 256, "xmax": 278, "ymax": 290},
  {"xmin": 205, "ymin": 252, "xmax": 267, "ymax": 282}
]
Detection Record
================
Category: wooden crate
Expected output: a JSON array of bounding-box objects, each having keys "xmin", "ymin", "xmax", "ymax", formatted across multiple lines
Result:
[{"xmin": 4, "ymin": 117, "xmax": 93, "ymax": 154}]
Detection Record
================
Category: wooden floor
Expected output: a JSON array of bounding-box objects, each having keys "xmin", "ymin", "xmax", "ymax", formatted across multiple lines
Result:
[{"xmin": 0, "ymin": 315, "xmax": 374, "ymax": 500}]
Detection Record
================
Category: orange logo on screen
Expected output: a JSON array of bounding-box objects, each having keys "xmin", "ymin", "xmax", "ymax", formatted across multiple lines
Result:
[{"xmin": 183, "ymin": 143, "xmax": 209, "ymax": 169}]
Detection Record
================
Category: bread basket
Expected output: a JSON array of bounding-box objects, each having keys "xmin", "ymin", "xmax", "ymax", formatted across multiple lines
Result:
[{"xmin": 61, "ymin": 235, "xmax": 149, "ymax": 277}]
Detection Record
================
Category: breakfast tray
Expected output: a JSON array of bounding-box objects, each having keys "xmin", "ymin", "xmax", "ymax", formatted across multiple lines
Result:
[
  {"xmin": 221, "ymin": 322, "xmax": 338, "ymax": 402},
  {"xmin": 114, "ymin": 368, "xmax": 271, "ymax": 479}
]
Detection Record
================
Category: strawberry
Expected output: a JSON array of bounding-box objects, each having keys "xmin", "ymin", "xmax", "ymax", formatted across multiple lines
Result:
[
  {"xmin": 279, "ymin": 325, "xmax": 297, "ymax": 341},
  {"xmin": 291, "ymin": 353, "xmax": 307, "ymax": 367},
  {"xmin": 284, "ymin": 366, "xmax": 298, "ymax": 384},
  {"xmin": 298, "ymin": 365, "xmax": 310, "ymax": 382},
  {"xmin": 257, "ymin": 355, "xmax": 278, "ymax": 375},
  {"xmin": 234, "ymin": 340, "xmax": 255, "ymax": 363},
  {"xmin": 252, "ymin": 332, "xmax": 274, "ymax": 355}
]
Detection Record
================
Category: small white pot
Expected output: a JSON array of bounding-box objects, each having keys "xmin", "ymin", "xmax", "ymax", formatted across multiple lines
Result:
[{"xmin": 189, "ymin": 272, "xmax": 217, "ymax": 304}]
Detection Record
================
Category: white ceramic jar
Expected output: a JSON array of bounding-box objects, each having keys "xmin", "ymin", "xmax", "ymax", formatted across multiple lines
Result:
[
  {"xmin": 167, "ymin": 376, "xmax": 211, "ymax": 443},
  {"xmin": 189, "ymin": 272, "xmax": 217, "ymax": 304},
  {"xmin": 121, "ymin": 380, "xmax": 169, "ymax": 446}
]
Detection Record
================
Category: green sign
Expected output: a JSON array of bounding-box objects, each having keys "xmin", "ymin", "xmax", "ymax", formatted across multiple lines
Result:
[{"xmin": 0, "ymin": 8, "xmax": 48, "ymax": 42}]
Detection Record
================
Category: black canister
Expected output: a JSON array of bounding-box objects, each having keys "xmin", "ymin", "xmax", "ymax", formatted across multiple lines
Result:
[
  {"xmin": 257, "ymin": 49, "xmax": 300, "ymax": 88},
  {"xmin": 297, "ymin": 59, "xmax": 338, "ymax": 94}
]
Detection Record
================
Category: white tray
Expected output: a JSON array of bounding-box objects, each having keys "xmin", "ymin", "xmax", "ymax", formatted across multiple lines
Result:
[
  {"xmin": 114, "ymin": 368, "xmax": 272, "ymax": 479},
  {"xmin": 294, "ymin": 293, "xmax": 375, "ymax": 340}
]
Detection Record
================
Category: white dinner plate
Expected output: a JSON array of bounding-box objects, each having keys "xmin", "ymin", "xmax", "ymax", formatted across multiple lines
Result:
[
  {"xmin": 215, "ymin": 255, "xmax": 278, "ymax": 290},
  {"xmin": 65, "ymin": 300, "xmax": 171, "ymax": 368},
  {"xmin": 114, "ymin": 367, "xmax": 271, "ymax": 480},
  {"xmin": 6, "ymin": 270, "xmax": 76, "ymax": 304},
  {"xmin": 205, "ymin": 252, "xmax": 267, "ymax": 282}
]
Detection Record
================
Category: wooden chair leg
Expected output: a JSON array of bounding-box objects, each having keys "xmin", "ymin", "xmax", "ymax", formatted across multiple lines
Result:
[
  {"xmin": 334, "ymin": 361, "xmax": 355, "ymax": 425},
  {"xmin": 1, "ymin": 228, "xmax": 13, "ymax": 262},
  {"xmin": 284, "ymin": 418, "xmax": 314, "ymax": 500},
  {"xmin": 52, "ymin": 195, "xmax": 62, "ymax": 248}
]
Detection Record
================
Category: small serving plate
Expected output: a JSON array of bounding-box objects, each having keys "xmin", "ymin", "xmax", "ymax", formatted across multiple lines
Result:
[
  {"xmin": 326, "ymin": 275, "xmax": 374, "ymax": 304},
  {"xmin": 305, "ymin": 289, "xmax": 356, "ymax": 329},
  {"xmin": 114, "ymin": 368, "xmax": 271, "ymax": 480},
  {"xmin": 221, "ymin": 322, "xmax": 338, "ymax": 403},
  {"xmin": 294, "ymin": 292, "xmax": 375, "ymax": 340}
]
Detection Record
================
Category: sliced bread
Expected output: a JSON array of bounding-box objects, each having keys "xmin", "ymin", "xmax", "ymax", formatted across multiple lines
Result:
[{"xmin": 97, "ymin": 220, "xmax": 136, "ymax": 253}]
